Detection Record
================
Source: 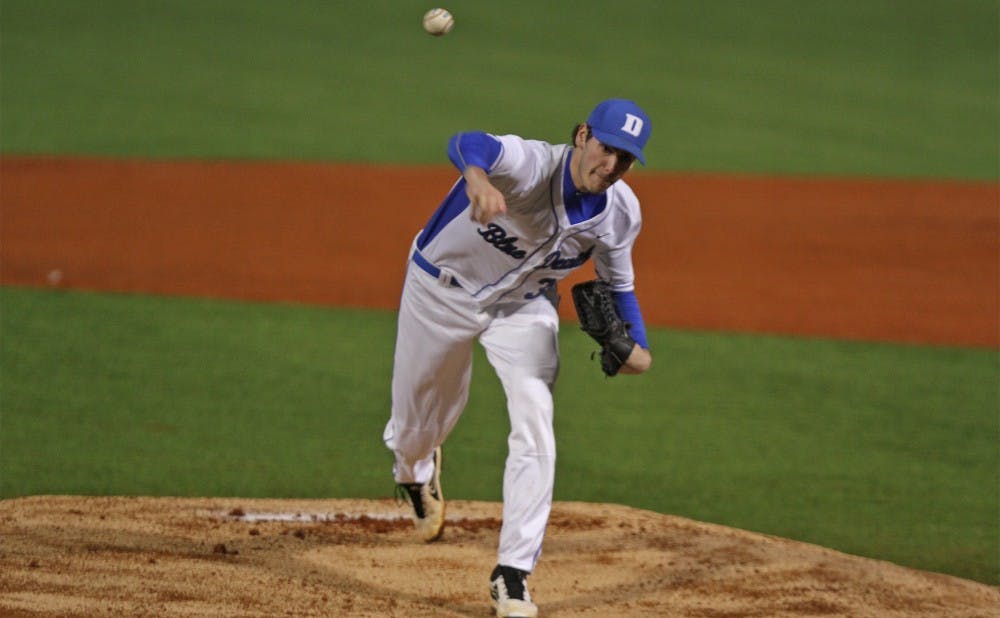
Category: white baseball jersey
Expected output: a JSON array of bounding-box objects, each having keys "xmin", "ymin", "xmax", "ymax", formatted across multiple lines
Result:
[{"xmin": 413, "ymin": 134, "xmax": 642, "ymax": 307}]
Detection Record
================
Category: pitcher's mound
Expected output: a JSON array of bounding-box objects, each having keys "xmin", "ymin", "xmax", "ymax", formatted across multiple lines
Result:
[{"xmin": 1, "ymin": 496, "xmax": 996, "ymax": 617}]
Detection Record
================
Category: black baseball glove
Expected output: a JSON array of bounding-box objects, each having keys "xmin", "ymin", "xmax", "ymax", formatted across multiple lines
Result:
[{"xmin": 571, "ymin": 280, "xmax": 635, "ymax": 377}]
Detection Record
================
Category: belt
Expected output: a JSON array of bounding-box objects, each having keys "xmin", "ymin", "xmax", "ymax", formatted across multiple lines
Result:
[{"xmin": 412, "ymin": 250, "xmax": 462, "ymax": 288}]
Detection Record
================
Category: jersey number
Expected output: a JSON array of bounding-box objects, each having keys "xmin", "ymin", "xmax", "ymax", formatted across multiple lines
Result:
[{"xmin": 525, "ymin": 278, "xmax": 556, "ymax": 300}]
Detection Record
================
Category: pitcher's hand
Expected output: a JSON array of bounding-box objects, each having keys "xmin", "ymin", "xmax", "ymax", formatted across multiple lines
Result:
[{"xmin": 464, "ymin": 166, "xmax": 507, "ymax": 224}]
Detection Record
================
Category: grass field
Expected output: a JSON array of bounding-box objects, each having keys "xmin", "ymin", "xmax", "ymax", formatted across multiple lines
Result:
[
  {"xmin": 0, "ymin": 0, "xmax": 997, "ymax": 588},
  {"xmin": 2, "ymin": 286, "xmax": 996, "ymax": 584}
]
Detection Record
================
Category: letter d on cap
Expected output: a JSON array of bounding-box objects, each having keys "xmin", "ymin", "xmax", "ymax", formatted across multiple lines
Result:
[{"xmin": 620, "ymin": 113, "xmax": 643, "ymax": 137}]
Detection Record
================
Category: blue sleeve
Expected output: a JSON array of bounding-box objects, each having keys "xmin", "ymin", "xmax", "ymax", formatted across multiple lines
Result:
[
  {"xmin": 612, "ymin": 290, "xmax": 649, "ymax": 349},
  {"xmin": 448, "ymin": 132, "xmax": 502, "ymax": 173}
]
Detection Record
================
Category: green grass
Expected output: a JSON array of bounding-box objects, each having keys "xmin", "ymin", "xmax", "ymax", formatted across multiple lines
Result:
[
  {"xmin": 2, "ymin": 286, "xmax": 997, "ymax": 584},
  {"xmin": 1, "ymin": 0, "xmax": 997, "ymax": 178},
  {"xmin": 0, "ymin": 286, "xmax": 398, "ymax": 498}
]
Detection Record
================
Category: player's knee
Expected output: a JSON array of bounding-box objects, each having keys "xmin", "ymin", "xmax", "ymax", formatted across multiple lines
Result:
[{"xmin": 506, "ymin": 408, "xmax": 555, "ymax": 457}]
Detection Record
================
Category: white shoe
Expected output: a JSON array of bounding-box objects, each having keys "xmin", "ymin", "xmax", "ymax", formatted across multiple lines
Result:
[
  {"xmin": 397, "ymin": 447, "xmax": 444, "ymax": 542},
  {"xmin": 490, "ymin": 564, "xmax": 538, "ymax": 617}
]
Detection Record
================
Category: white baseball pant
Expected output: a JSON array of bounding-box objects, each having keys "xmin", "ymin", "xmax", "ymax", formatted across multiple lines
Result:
[{"xmin": 383, "ymin": 255, "xmax": 560, "ymax": 572}]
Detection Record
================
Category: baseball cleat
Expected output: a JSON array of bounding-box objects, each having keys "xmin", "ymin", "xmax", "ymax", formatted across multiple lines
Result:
[
  {"xmin": 490, "ymin": 564, "xmax": 538, "ymax": 618},
  {"xmin": 397, "ymin": 446, "xmax": 444, "ymax": 542}
]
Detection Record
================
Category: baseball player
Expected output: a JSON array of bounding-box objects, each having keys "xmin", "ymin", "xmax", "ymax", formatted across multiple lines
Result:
[{"xmin": 384, "ymin": 99, "xmax": 653, "ymax": 618}]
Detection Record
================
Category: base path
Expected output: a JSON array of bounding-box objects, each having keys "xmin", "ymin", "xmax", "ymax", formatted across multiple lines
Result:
[
  {"xmin": 2, "ymin": 496, "xmax": 997, "ymax": 617},
  {"xmin": 1, "ymin": 156, "xmax": 997, "ymax": 347}
]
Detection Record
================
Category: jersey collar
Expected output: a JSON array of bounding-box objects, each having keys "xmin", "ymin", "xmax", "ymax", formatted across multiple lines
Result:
[{"xmin": 562, "ymin": 150, "xmax": 608, "ymax": 225}]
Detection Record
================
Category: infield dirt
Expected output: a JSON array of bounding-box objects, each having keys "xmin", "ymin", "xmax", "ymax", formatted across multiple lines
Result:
[
  {"xmin": 2, "ymin": 496, "xmax": 999, "ymax": 617},
  {"xmin": 1, "ymin": 158, "xmax": 997, "ymax": 616},
  {"xmin": 2, "ymin": 157, "xmax": 997, "ymax": 347}
]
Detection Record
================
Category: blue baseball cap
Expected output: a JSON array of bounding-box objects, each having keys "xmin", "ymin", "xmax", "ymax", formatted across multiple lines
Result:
[{"xmin": 586, "ymin": 99, "xmax": 652, "ymax": 164}]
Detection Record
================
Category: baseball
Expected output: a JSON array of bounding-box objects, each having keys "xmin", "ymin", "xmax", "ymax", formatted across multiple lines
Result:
[{"xmin": 422, "ymin": 8, "xmax": 454, "ymax": 36}]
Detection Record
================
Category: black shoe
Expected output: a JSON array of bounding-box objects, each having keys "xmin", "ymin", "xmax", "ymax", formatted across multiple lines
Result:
[
  {"xmin": 489, "ymin": 564, "xmax": 537, "ymax": 617},
  {"xmin": 396, "ymin": 446, "xmax": 444, "ymax": 542}
]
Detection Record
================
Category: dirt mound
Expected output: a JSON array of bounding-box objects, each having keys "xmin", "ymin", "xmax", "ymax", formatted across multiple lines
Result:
[{"xmin": 1, "ymin": 496, "xmax": 996, "ymax": 617}]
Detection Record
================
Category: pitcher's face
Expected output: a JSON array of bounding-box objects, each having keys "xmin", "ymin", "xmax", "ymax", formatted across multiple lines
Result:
[{"xmin": 571, "ymin": 126, "xmax": 636, "ymax": 194}]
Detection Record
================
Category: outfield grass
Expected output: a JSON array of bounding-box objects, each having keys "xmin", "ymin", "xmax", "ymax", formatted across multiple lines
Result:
[
  {"xmin": 2, "ymin": 287, "xmax": 996, "ymax": 584},
  {"xmin": 1, "ymin": 0, "xmax": 996, "ymax": 178}
]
